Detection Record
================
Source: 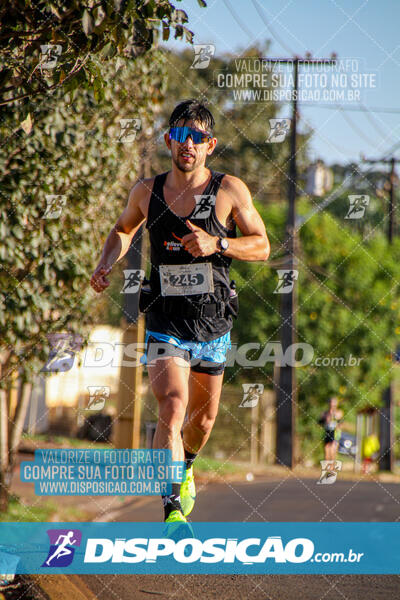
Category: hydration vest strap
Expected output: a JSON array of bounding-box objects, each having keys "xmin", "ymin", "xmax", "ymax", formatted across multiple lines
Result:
[
  {"xmin": 160, "ymin": 297, "xmax": 226, "ymax": 319},
  {"xmin": 139, "ymin": 278, "xmax": 238, "ymax": 319}
]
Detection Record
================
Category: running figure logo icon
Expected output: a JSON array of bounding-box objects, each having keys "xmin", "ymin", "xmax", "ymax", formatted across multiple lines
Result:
[
  {"xmin": 317, "ymin": 460, "xmax": 342, "ymax": 485},
  {"xmin": 239, "ymin": 383, "xmax": 264, "ymax": 408},
  {"xmin": 41, "ymin": 333, "xmax": 83, "ymax": 373},
  {"xmin": 40, "ymin": 44, "xmax": 62, "ymax": 69},
  {"xmin": 42, "ymin": 529, "xmax": 82, "ymax": 567},
  {"xmin": 118, "ymin": 118, "xmax": 141, "ymax": 144},
  {"xmin": 192, "ymin": 195, "xmax": 216, "ymax": 219},
  {"xmin": 345, "ymin": 195, "xmax": 370, "ymax": 219},
  {"xmin": 274, "ymin": 270, "xmax": 298, "ymax": 294},
  {"xmin": 190, "ymin": 44, "xmax": 215, "ymax": 69},
  {"xmin": 43, "ymin": 195, "xmax": 67, "ymax": 219},
  {"xmin": 267, "ymin": 119, "xmax": 291, "ymax": 143},
  {"xmin": 121, "ymin": 269, "xmax": 144, "ymax": 293},
  {"xmin": 86, "ymin": 386, "xmax": 110, "ymax": 411}
]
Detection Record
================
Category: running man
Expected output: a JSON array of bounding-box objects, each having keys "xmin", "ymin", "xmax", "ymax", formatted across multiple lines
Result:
[
  {"xmin": 318, "ymin": 397, "xmax": 344, "ymax": 461},
  {"xmin": 91, "ymin": 99, "xmax": 270, "ymax": 527}
]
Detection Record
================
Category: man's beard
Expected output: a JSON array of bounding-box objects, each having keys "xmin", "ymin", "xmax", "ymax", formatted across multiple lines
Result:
[{"xmin": 172, "ymin": 152, "xmax": 198, "ymax": 172}]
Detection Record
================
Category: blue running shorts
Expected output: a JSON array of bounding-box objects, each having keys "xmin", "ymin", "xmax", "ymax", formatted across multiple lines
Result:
[{"xmin": 141, "ymin": 330, "xmax": 231, "ymax": 375}]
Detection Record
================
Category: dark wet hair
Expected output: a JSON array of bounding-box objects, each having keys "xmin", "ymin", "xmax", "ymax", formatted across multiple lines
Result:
[{"xmin": 168, "ymin": 99, "xmax": 215, "ymax": 134}]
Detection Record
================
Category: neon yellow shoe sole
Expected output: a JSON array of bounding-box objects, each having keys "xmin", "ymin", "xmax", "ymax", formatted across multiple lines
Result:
[
  {"xmin": 163, "ymin": 510, "xmax": 194, "ymax": 542},
  {"xmin": 180, "ymin": 465, "xmax": 196, "ymax": 517}
]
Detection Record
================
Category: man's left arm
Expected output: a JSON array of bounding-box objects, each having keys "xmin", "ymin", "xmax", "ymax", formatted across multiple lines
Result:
[
  {"xmin": 182, "ymin": 176, "xmax": 270, "ymax": 261},
  {"xmin": 221, "ymin": 175, "xmax": 270, "ymax": 261}
]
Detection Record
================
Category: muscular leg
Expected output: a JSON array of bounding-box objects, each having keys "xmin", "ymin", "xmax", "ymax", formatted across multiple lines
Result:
[
  {"xmin": 148, "ymin": 357, "xmax": 190, "ymax": 462},
  {"xmin": 148, "ymin": 355, "xmax": 192, "ymax": 521},
  {"xmin": 182, "ymin": 370, "xmax": 224, "ymax": 455}
]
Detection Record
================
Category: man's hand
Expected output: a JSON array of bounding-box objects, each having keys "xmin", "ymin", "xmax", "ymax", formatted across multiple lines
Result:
[
  {"xmin": 90, "ymin": 264, "xmax": 112, "ymax": 293},
  {"xmin": 181, "ymin": 220, "xmax": 218, "ymax": 257}
]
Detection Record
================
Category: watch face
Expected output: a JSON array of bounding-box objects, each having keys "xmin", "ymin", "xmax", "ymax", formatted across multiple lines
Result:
[{"xmin": 220, "ymin": 238, "xmax": 229, "ymax": 250}]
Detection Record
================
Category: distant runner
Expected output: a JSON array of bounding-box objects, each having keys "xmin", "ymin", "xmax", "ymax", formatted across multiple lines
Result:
[
  {"xmin": 91, "ymin": 99, "xmax": 270, "ymax": 530},
  {"xmin": 319, "ymin": 397, "xmax": 344, "ymax": 461}
]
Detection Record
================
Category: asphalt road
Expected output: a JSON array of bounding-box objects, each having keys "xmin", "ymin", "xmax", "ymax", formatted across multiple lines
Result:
[{"xmin": 78, "ymin": 476, "xmax": 400, "ymax": 599}]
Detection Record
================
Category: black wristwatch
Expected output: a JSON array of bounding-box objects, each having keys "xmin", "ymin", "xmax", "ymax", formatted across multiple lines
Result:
[{"xmin": 217, "ymin": 236, "xmax": 229, "ymax": 254}]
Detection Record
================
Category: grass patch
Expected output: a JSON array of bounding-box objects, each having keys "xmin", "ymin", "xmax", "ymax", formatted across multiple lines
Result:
[
  {"xmin": 194, "ymin": 456, "xmax": 243, "ymax": 476},
  {"xmin": 0, "ymin": 494, "xmax": 57, "ymax": 522},
  {"xmin": 21, "ymin": 433, "xmax": 111, "ymax": 449},
  {"xmin": 0, "ymin": 495, "xmax": 95, "ymax": 523}
]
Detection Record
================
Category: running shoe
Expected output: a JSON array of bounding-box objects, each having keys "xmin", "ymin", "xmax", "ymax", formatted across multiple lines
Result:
[
  {"xmin": 163, "ymin": 510, "xmax": 194, "ymax": 543},
  {"xmin": 180, "ymin": 465, "xmax": 196, "ymax": 517}
]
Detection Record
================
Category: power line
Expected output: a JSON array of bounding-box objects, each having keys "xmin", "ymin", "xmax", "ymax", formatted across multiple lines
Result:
[
  {"xmin": 300, "ymin": 112, "xmax": 369, "ymax": 160},
  {"xmin": 223, "ymin": 0, "xmax": 255, "ymax": 41},
  {"xmin": 358, "ymin": 102, "xmax": 393, "ymax": 139},
  {"xmin": 336, "ymin": 104, "xmax": 378, "ymax": 147},
  {"xmin": 251, "ymin": 0, "xmax": 296, "ymax": 56},
  {"xmin": 300, "ymin": 104, "xmax": 400, "ymax": 114},
  {"xmin": 296, "ymin": 137, "xmax": 400, "ymax": 229},
  {"xmin": 380, "ymin": 139, "xmax": 400, "ymax": 161}
]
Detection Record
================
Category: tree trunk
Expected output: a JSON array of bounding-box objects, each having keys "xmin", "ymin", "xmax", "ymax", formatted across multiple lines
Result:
[
  {"xmin": 10, "ymin": 381, "xmax": 32, "ymax": 457},
  {"xmin": 0, "ymin": 467, "xmax": 11, "ymax": 513},
  {"xmin": 0, "ymin": 379, "xmax": 32, "ymax": 514},
  {"xmin": 0, "ymin": 387, "xmax": 10, "ymax": 512}
]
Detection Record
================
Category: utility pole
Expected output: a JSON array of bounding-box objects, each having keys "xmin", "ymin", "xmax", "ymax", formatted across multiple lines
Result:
[
  {"xmin": 273, "ymin": 56, "xmax": 336, "ymax": 468},
  {"xmin": 114, "ymin": 227, "xmax": 146, "ymax": 449},
  {"xmin": 363, "ymin": 156, "xmax": 398, "ymax": 243},
  {"xmin": 389, "ymin": 157, "xmax": 396, "ymax": 243},
  {"xmin": 363, "ymin": 155, "xmax": 398, "ymax": 470}
]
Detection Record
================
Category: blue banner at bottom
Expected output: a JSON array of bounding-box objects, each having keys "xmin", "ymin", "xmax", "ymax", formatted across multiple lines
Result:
[{"xmin": 0, "ymin": 522, "xmax": 399, "ymax": 574}]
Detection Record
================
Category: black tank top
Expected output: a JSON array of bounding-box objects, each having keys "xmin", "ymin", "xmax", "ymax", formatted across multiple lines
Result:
[{"xmin": 145, "ymin": 170, "xmax": 236, "ymax": 342}]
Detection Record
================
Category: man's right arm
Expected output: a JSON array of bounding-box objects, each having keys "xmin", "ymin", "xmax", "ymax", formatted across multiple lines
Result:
[{"xmin": 90, "ymin": 179, "xmax": 151, "ymax": 293}]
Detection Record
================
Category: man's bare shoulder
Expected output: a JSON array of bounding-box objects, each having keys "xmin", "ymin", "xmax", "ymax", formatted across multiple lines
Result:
[
  {"xmin": 130, "ymin": 176, "xmax": 156, "ymax": 199},
  {"xmin": 129, "ymin": 176, "xmax": 156, "ymax": 217},
  {"xmin": 220, "ymin": 173, "xmax": 249, "ymax": 192},
  {"xmin": 220, "ymin": 173, "xmax": 252, "ymax": 207}
]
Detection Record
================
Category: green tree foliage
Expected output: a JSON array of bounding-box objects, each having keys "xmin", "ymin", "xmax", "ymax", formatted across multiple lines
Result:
[
  {"xmin": 0, "ymin": 0, "xmax": 197, "ymax": 106},
  {"xmin": 0, "ymin": 51, "xmax": 167, "ymax": 385},
  {"xmin": 0, "ymin": 52, "xmax": 168, "ymax": 510},
  {"xmin": 314, "ymin": 162, "xmax": 393, "ymax": 238},
  {"xmin": 230, "ymin": 199, "xmax": 400, "ymax": 461},
  {"xmin": 0, "ymin": 0, "xmax": 205, "ymax": 511}
]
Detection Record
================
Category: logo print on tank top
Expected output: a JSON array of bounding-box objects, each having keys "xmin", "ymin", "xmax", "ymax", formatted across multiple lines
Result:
[
  {"xmin": 191, "ymin": 194, "xmax": 216, "ymax": 219},
  {"xmin": 164, "ymin": 232, "xmax": 183, "ymax": 251}
]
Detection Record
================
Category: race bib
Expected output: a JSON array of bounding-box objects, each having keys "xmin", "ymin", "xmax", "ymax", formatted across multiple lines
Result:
[{"xmin": 159, "ymin": 263, "xmax": 214, "ymax": 296}]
